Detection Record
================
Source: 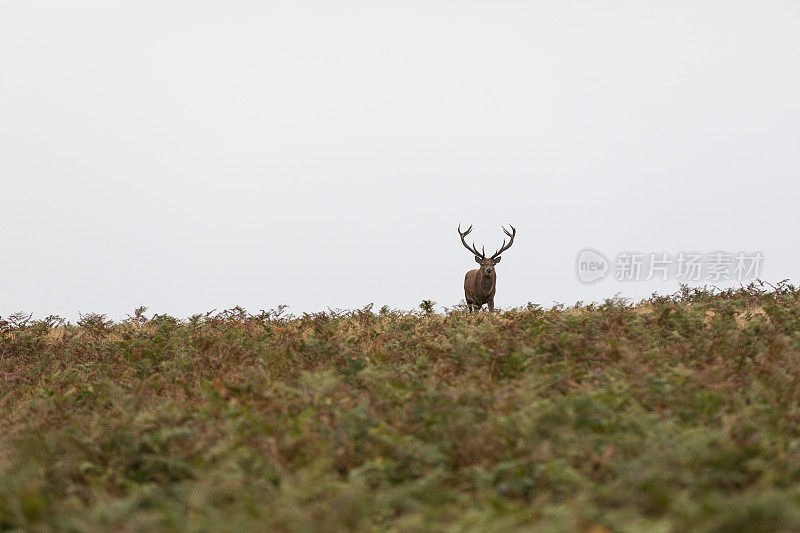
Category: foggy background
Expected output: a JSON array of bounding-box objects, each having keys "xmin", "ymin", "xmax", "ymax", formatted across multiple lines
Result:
[{"xmin": 1, "ymin": 1, "xmax": 798, "ymax": 321}]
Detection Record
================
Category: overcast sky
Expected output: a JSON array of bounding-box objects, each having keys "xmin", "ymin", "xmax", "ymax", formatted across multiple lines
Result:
[{"xmin": 1, "ymin": 1, "xmax": 799, "ymax": 320}]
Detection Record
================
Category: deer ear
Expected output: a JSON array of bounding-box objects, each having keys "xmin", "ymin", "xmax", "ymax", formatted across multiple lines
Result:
[
  {"xmin": 474, "ymin": 256, "xmax": 482, "ymax": 264},
  {"xmin": 494, "ymin": 256, "xmax": 501, "ymax": 264}
]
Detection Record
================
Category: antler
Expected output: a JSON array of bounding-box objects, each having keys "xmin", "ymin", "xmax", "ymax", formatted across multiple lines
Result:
[
  {"xmin": 458, "ymin": 224, "xmax": 485, "ymax": 259},
  {"xmin": 491, "ymin": 224, "xmax": 516, "ymax": 259}
]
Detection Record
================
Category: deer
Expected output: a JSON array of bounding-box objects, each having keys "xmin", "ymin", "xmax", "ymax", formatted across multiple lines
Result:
[{"xmin": 458, "ymin": 224, "xmax": 516, "ymax": 313}]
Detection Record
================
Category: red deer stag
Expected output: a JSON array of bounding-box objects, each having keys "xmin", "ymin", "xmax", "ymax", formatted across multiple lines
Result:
[{"xmin": 458, "ymin": 224, "xmax": 516, "ymax": 313}]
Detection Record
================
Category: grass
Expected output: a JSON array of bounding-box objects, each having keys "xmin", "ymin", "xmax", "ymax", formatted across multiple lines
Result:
[{"xmin": 2, "ymin": 281, "xmax": 800, "ymax": 531}]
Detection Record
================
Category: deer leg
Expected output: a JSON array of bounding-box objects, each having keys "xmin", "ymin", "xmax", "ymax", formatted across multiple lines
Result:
[{"xmin": 487, "ymin": 299, "xmax": 494, "ymax": 312}]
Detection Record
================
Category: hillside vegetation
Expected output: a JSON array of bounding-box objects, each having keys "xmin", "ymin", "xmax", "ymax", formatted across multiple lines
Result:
[{"xmin": 2, "ymin": 283, "xmax": 800, "ymax": 532}]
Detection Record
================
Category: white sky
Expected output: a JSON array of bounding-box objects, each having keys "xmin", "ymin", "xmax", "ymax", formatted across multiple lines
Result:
[{"xmin": 1, "ymin": 1, "xmax": 799, "ymax": 320}]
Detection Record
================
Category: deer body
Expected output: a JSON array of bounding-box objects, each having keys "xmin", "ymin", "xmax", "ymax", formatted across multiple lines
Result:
[
  {"xmin": 464, "ymin": 265, "xmax": 496, "ymax": 312},
  {"xmin": 458, "ymin": 224, "xmax": 516, "ymax": 313}
]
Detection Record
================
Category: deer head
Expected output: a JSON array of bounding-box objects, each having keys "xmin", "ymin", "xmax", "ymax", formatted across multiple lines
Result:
[{"xmin": 458, "ymin": 224, "xmax": 516, "ymax": 278}]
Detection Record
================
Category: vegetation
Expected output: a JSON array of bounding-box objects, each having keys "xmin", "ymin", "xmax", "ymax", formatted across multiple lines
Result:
[{"xmin": 3, "ymin": 282, "xmax": 800, "ymax": 532}]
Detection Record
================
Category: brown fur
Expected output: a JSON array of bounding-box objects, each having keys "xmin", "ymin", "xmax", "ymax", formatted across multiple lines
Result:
[{"xmin": 464, "ymin": 258, "xmax": 499, "ymax": 312}]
